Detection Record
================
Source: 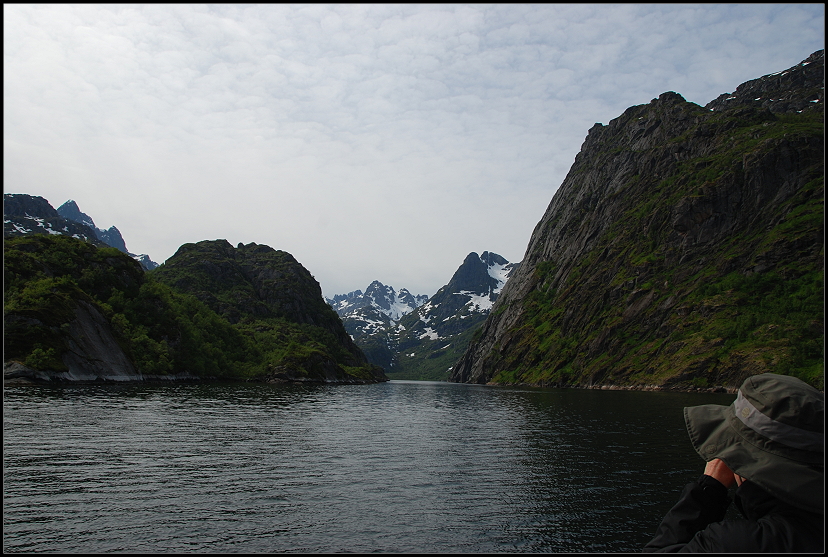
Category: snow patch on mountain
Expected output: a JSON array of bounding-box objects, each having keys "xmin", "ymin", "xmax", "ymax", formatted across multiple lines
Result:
[
  {"xmin": 327, "ymin": 281, "xmax": 429, "ymax": 323},
  {"xmin": 455, "ymin": 290, "xmax": 495, "ymax": 312},
  {"xmin": 418, "ymin": 327, "xmax": 440, "ymax": 340},
  {"xmin": 488, "ymin": 261, "xmax": 511, "ymax": 293}
]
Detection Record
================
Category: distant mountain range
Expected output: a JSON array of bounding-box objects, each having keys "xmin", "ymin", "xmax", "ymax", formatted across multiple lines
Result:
[
  {"xmin": 327, "ymin": 282, "xmax": 428, "ymax": 322},
  {"xmin": 4, "ymin": 194, "xmax": 159, "ymax": 270},
  {"xmin": 327, "ymin": 251, "xmax": 520, "ymax": 379}
]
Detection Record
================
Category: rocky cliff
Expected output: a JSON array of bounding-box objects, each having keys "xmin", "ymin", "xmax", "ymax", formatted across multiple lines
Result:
[
  {"xmin": 150, "ymin": 240, "xmax": 386, "ymax": 383},
  {"xmin": 451, "ymin": 51, "xmax": 824, "ymax": 390},
  {"xmin": 389, "ymin": 251, "xmax": 519, "ymax": 380}
]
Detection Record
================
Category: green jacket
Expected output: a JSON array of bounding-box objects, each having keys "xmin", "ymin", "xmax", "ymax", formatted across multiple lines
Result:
[{"xmin": 643, "ymin": 475, "xmax": 824, "ymax": 553}]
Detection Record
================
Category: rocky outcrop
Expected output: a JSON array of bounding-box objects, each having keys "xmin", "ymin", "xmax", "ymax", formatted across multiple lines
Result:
[
  {"xmin": 56, "ymin": 199, "xmax": 158, "ymax": 269},
  {"xmin": 5, "ymin": 301, "xmax": 142, "ymax": 383},
  {"xmin": 4, "ymin": 194, "xmax": 102, "ymax": 245},
  {"xmin": 451, "ymin": 51, "xmax": 824, "ymax": 390},
  {"xmin": 151, "ymin": 239, "xmax": 387, "ymax": 383},
  {"xmin": 60, "ymin": 300, "xmax": 141, "ymax": 380}
]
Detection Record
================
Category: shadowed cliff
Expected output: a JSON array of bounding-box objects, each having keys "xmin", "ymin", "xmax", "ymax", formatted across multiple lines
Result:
[{"xmin": 451, "ymin": 51, "xmax": 824, "ymax": 390}]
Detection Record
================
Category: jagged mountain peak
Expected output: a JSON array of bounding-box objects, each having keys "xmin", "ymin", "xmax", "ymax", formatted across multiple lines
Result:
[
  {"xmin": 436, "ymin": 251, "xmax": 519, "ymax": 306},
  {"xmin": 5, "ymin": 193, "xmax": 100, "ymax": 245},
  {"xmin": 56, "ymin": 199, "xmax": 97, "ymax": 230},
  {"xmin": 325, "ymin": 250, "xmax": 521, "ymax": 379},
  {"xmin": 402, "ymin": 251, "xmax": 520, "ymax": 333},
  {"xmin": 5, "ymin": 194, "xmax": 158, "ymax": 270},
  {"xmin": 326, "ymin": 280, "xmax": 428, "ymax": 323}
]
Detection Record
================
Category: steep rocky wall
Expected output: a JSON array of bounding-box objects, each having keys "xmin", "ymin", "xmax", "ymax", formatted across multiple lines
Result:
[{"xmin": 452, "ymin": 51, "xmax": 824, "ymax": 389}]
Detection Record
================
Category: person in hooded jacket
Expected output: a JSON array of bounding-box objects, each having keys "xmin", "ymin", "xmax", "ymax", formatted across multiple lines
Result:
[{"xmin": 643, "ymin": 373, "xmax": 824, "ymax": 553}]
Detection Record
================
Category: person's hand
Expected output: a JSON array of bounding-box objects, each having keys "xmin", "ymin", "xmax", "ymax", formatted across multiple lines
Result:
[{"xmin": 703, "ymin": 458, "xmax": 736, "ymax": 488}]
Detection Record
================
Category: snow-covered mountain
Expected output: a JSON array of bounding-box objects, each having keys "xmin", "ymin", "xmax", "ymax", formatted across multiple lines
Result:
[
  {"xmin": 4, "ymin": 194, "xmax": 100, "ymax": 244},
  {"xmin": 327, "ymin": 281, "xmax": 428, "ymax": 322},
  {"xmin": 3, "ymin": 194, "xmax": 159, "ymax": 271},
  {"xmin": 410, "ymin": 251, "xmax": 518, "ymax": 326},
  {"xmin": 327, "ymin": 251, "xmax": 520, "ymax": 379},
  {"xmin": 325, "ymin": 281, "xmax": 428, "ymax": 369},
  {"xmin": 389, "ymin": 251, "xmax": 520, "ymax": 379},
  {"xmin": 56, "ymin": 200, "xmax": 158, "ymax": 270}
]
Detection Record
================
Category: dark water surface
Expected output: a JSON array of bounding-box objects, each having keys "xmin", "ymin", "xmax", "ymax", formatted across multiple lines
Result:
[{"xmin": 3, "ymin": 380, "xmax": 735, "ymax": 553}]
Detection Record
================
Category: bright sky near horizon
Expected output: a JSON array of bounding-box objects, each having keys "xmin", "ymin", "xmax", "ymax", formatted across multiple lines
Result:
[{"xmin": 4, "ymin": 4, "xmax": 825, "ymax": 298}]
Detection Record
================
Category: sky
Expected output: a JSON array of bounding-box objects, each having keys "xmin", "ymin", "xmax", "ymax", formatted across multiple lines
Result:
[{"xmin": 4, "ymin": 4, "xmax": 825, "ymax": 298}]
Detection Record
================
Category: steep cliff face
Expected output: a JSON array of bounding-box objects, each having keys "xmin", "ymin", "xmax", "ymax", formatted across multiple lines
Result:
[
  {"xmin": 388, "ymin": 251, "xmax": 519, "ymax": 380},
  {"xmin": 451, "ymin": 51, "xmax": 824, "ymax": 390}
]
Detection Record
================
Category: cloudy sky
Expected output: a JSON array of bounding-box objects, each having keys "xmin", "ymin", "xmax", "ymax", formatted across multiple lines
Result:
[{"xmin": 4, "ymin": 4, "xmax": 824, "ymax": 297}]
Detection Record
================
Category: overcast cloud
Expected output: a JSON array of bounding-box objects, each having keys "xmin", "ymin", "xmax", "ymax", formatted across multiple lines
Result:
[{"xmin": 4, "ymin": 4, "xmax": 824, "ymax": 297}]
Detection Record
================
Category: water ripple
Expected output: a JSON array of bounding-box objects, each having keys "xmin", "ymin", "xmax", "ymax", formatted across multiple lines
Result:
[{"xmin": 3, "ymin": 380, "xmax": 735, "ymax": 552}]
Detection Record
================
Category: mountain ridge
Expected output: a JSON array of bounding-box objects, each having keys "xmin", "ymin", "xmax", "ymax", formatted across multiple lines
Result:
[
  {"xmin": 4, "ymin": 194, "xmax": 159, "ymax": 270},
  {"xmin": 450, "ymin": 50, "xmax": 824, "ymax": 390},
  {"xmin": 4, "ymin": 233, "xmax": 385, "ymax": 385},
  {"xmin": 330, "ymin": 251, "xmax": 520, "ymax": 379}
]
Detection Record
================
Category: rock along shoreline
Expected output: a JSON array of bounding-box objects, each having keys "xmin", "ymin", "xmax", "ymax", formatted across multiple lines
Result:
[{"xmin": 2, "ymin": 361, "xmax": 387, "ymax": 387}]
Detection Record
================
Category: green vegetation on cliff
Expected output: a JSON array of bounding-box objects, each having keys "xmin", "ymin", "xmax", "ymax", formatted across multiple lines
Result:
[
  {"xmin": 452, "ymin": 51, "xmax": 824, "ymax": 390},
  {"xmin": 390, "ymin": 323, "xmax": 482, "ymax": 381},
  {"xmin": 4, "ymin": 235, "xmax": 385, "ymax": 383},
  {"xmin": 148, "ymin": 239, "xmax": 385, "ymax": 383},
  {"xmin": 497, "ymin": 110, "xmax": 823, "ymax": 389}
]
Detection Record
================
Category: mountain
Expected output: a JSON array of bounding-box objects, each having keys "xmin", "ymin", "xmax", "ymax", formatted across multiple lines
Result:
[
  {"xmin": 325, "ymin": 252, "xmax": 519, "ymax": 378},
  {"xmin": 56, "ymin": 199, "xmax": 158, "ymax": 270},
  {"xmin": 325, "ymin": 281, "xmax": 428, "ymax": 369},
  {"xmin": 3, "ymin": 194, "xmax": 158, "ymax": 270},
  {"xmin": 451, "ymin": 51, "xmax": 824, "ymax": 391},
  {"xmin": 328, "ymin": 281, "xmax": 429, "ymax": 321},
  {"xmin": 387, "ymin": 251, "xmax": 519, "ymax": 380},
  {"xmin": 150, "ymin": 239, "xmax": 387, "ymax": 383},
  {"xmin": 4, "ymin": 194, "xmax": 102, "ymax": 245},
  {"xmin": 4, "ymin": 235, "xmax": 386, "ymax": 385}
]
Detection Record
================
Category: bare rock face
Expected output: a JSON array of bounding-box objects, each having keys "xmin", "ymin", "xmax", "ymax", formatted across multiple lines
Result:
[
  {"xmin": 4, "ymin": 194, "xmax": 102, "ymax": 245},
  {"xmin": 451, "ymin": 51, "xmax": 824, "ymax": 390},
  {"xmin": 60, "ymin": 301, "xmax": 141, "ymax": 381}
]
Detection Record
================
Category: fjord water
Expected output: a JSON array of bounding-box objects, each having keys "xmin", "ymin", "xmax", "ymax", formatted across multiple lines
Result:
[{"xmin": 3, "ymin": 381, "xmax": 735, "ymax": 553}]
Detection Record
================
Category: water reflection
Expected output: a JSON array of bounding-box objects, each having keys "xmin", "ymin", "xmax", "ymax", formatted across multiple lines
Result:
[{"xmin": 4, "ymin": 380, "xmax": 735, "ymax": 553}]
